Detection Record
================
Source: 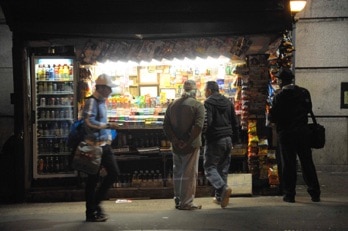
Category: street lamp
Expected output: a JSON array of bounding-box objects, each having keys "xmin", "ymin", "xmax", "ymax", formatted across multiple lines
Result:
[
  {"xmin": 290, "ymin": 0, "xmax": 307, "ymax": 22},
  {"xmin": 290, "ymin": 0, "xmax": 307, "ymax": 14}
]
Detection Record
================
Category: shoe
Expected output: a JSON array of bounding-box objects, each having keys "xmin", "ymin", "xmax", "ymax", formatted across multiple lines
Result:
[
  {"xmin": 220, "ymin": 186, "xmax": 232, "ymax": 208},
  {"xmin": 178, "ymin": 204, "xmax": 202, "ymax": 210},
  {"xmin": 308, "ymin": 190, "xmax": 321, "ymax": 202},
  {"xmin": 283, "ymin": 196, "xmax": 295, "ymax": 203},
  {"xmin": 86, "ymin": 213, "xmax": 108, "ymax": 222},
  {"xmin": 212, "ymin": 197, "xmax": 221, "ymax": 205},
  {"xmin": 174, "ymin": 197, "xmax": 180, "ymax": 209}
]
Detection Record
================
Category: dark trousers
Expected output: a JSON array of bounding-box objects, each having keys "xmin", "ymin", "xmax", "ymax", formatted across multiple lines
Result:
[
  {"xmin": 278, "ymin": 128, "xmax": 320, "ymax": 198},
  {"xmin": 85, "ymin": 144, "xmax": 118, "ymax": 216}
]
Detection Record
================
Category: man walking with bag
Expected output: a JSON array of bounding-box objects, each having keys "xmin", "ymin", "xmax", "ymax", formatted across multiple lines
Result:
[
  {"xmin": 163, "ymin": 80, "xmax": 205, "ymax": 210},
  {"xmin": 83, "ymin": 74, "xmax": 120, "ymax": 222},
  {"xmin": 269, "ymin": 69, "xmax": 321, "ymax": 203}
]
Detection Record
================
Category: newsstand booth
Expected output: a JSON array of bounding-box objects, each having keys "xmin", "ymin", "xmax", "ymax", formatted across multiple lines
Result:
[{"xmin": 1, "ymin": 0, "xmax": 294, "ymax": 202}]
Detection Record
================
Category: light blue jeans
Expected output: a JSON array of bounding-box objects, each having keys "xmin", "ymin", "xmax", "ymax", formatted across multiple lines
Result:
[{"xmin": 203, "ymin": 137, "xmax": 232, "ymax": 199}]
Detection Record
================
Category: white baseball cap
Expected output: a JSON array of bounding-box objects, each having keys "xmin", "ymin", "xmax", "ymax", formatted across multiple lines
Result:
[{"xmin": 95, "ymin": 74, "xmax": 117, "ymax": 88}]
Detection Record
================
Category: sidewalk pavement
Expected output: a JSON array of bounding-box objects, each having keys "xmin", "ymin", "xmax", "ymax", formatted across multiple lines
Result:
[{"xmin": 0, "ymin": 171, "xmax": 347, "ymax": 231}]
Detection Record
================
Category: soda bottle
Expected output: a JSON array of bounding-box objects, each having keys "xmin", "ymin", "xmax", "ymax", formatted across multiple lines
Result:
[
  {"xmin": 48, "ymin": 65, "xmax": 54, "ymax": 80},
  {"xmin": 63, "ymin": 64, "xmax": 69, "ymax": 79},
  {"xmin": 55, "ymin": 64, "xmax": 60, "ymax": 80},
  {"xmin": 62, "ymin": 122, "xmax": 69, "ymax": 136},
  {"xmin": 53, "ymin": 139, "xmax": 60, "ymax": 153},
  {"xmin": 43, "ymin": 123, "xmax": 49, "ymax": 136},
  {"xmin": 53, "ymin": 122, "xmax": 59, "ymax": 136},
  {"xmin": 38, "ymin": 123, "xmax": 43, "ymax": 136},
  {"xmin": 36, "ymin": 64, "xmax": 41, "ymax": 79},
  {"xmin": 55, "ymin": 157, "xmax": 60, "ymax": 172},
  {"xmin": 69, "ymin": 63, "xmax": 73, "ymax": 80},
  {"xmin": 48, "ymin": 139, "xmax": 53, "ymax": 154},
  {"xmin": 38, "ymin": 158, "xmax": 44, "ymax": 174},
  {"xmin": 59, "ymin": 64, "xmax": 64, "ymax": 79},
  {"xmin": 45, "ymin": 156, "xmax": 50, "ymax": 173},
  {"xmin": 59, "ymin": 138, "xmax": 65, "ymax": 152},
  {"xmin": 43, "ymin": 156, "xmax": 50, "ymax": 173},
  {"xmin": 44, "ymin": 64, "xmax": 49, "ymax": 80},
  {"xmin": 49, "ymin": 157, "xmax": 54, "ymax": 173}
]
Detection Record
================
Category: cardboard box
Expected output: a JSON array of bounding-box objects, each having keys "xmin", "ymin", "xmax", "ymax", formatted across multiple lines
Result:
[{"xmin": 228, "ymin": 173, "xmax": 252, "ymax": 196}]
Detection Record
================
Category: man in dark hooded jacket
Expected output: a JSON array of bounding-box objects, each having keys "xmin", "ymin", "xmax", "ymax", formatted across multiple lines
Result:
[
  {"xmin": 203, "ymin": 81, "xmax": 239, "ymax": 208},
  {"xmin": 270, "ymin": 69, "xmax": 320, "ymax": 203}
]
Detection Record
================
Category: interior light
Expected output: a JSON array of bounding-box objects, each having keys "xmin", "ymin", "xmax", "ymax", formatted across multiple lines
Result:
[{"xmin": 290, "ymin": 0, "xmax": 307, "ymax": 13}]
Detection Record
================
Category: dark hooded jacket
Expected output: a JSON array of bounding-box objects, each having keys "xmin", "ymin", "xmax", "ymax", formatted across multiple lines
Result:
[
  {"xmin": 204, "ymin": 92, "xmax": 239, "ymax": 143},
  {"xmin": 270, "ymin": 84, "xmax": 312, "ymax": 133}
]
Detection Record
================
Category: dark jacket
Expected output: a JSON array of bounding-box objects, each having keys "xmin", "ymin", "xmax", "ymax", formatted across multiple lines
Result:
[
  {"xmin": 270, "ymin": 84, "xmax": 312, "ymax": 133},
  {"xmin": 204, "ymin": 92, "xmax": 239, "ymax": 143}
]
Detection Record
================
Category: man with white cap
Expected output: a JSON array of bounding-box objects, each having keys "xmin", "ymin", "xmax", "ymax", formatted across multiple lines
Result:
[
  {"xmin": 83, "ymin": 74, "xmax": 120, "ymax": 222},
  {"xmin": 163, "ymin": 80, "xmax": 205, "ymax": 210}
]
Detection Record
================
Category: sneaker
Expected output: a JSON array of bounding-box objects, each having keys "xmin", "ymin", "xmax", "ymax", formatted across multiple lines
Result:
[
  {"xmin": 311, "ymin": 197, "xmax": 320, "ymax": 202},
  {"xmin": 283, "ymin": 196, "xmax": 295, "ymax": 203},
  {"xmin": 220, "ymin": 186, "xmax": 232, "ymax": 208},
  {"xmin": 174, "ymin": 197, "xmax": 180, "ymax": 209},
  {"xmin": 178, "ymin": 204, "xmax": 202, "ymax": 210},
  {"xmin": 86, "ymin": 213, "xmax": 108, "ymax": 222},
  {"xmin": 212, "ymin": 197, "xmax": 221, "ymax": 205}
]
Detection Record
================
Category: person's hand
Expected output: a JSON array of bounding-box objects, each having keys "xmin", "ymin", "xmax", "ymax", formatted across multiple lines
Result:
[
  {"xmin": 177, "ymin": 140, "xmax": 187, "ymax": 149},
  {"xmin": 108, "ymin": 122, "xmax": 120, "ymax": 129},
  {"xmin": 172, "ymin": 138, "xmax": 186, "ymax": 149}
]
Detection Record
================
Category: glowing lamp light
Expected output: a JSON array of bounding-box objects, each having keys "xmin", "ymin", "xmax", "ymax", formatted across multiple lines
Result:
[{"xmin": 290, "ymin": 0, "xmax": 307, "ymax": 13}]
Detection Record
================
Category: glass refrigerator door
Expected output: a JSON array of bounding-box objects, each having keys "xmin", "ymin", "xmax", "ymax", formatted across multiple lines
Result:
[{"xmin": 32, "ymin": 56, "xmax": 77, "ymax": 178}]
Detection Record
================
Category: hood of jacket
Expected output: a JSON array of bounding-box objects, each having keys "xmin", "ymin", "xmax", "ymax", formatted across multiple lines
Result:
[{"xmin": 205, "ymin": 92, "xmax": 230, "ymax": 112}]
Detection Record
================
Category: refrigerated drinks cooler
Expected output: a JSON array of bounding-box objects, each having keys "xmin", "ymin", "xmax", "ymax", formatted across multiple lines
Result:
[{"xmin": 31, "ymin": 56, "xmax": 78, "ymax": 178}]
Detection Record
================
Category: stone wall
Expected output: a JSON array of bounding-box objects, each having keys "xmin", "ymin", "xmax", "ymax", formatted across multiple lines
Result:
[
  {"xmin": 0, "ymin": 7, "xmax": 14, "ymax": 151},
  {"xmin": 294, "ymin": 0, "xmax": 348, "ymax": 171}
]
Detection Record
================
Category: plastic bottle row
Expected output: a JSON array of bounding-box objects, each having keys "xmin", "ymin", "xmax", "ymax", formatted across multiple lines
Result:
[
  {"xmin": 37, "ymin": 121, "xmax": 70, "ymax": 137},
  {"xmin": 38, "ymin": 108, "xmax": 73, "ymax": 120},
  {"xmin": 37, "ymin": 155, "xmax": 72, "ymax": 174},
  {"xmin": 38, "ymin": 96, "xmax": 74, "ymax": 107},
  {"xmin": 38, "ymin": 138, "xmax": 70, "ymax": 154},
  {"xmin": 111, "ymin": 170, "xmax": 211, "ymax": 188},
  {"xmin": 37, "ymin": 82, "xmax": 74, "ymax": 93},
  {"xmin": 36, "ymin": 63, "xmax": 73, "ymax": 81},
  {"xmin": 112, "ymin": 170, "xmax": 164, "ymax": 188},
  {"xmin": 116, "ymin": 132, "xmax": 171, "ymax": 148}
]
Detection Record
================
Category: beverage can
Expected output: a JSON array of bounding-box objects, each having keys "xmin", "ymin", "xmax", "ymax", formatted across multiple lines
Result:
[
  {"xmin": 48, "ymin": 82, "xmax": 53, "ymax": 92},
  {"xmin": 38, "ymin": 82, "xmax": 44, "ymax": 92},
  {"xmin": 40, "ymin": 97, "xmax": 46, "ymax": 106},
  {"xmin": 59, "ymin": 110, "xmax": 64, "ymax": 118},
  {"xmin": 40, "ymin": 110, "xmax": 46, "ymax": 119}
]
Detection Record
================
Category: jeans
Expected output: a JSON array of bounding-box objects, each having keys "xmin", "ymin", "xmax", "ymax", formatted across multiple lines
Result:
[
  {"xmin": 203, "ymin": 137, "xmax": 232, "ymax": 199},
  {"xmin": 85, "ymin": 144, "xmax": 119, "ymax": 217}
]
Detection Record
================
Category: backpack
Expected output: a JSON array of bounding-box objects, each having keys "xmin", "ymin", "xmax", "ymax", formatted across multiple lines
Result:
[{"xmin": 67, "ymin": 119, "xmax": 85, "ymax": 151}]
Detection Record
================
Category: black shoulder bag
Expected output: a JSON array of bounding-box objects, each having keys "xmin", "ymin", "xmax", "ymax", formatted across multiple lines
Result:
[{"xmin": 308, "ymin": 110, "xmax": 326, "ymax": 149}]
